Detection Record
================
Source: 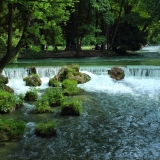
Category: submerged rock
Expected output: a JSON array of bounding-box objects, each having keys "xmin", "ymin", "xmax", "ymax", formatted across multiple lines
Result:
[{"xmin": 108, "ymin": 67, "xmax": 125, "ymax": 80}]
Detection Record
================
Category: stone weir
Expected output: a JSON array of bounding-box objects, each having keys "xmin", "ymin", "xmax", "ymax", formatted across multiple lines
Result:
[{"xmin": 2, "ymin": 66, "xmax": 160, "ymax": 80}]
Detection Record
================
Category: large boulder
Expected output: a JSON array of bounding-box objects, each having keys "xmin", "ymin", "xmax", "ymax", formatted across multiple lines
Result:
[
  {"xmin": 26, "ymin": 66, "xmax": 37, "ymax": 75},
  {"xmin": 54, "ymin": 64, "xmax": 91, "ymax": 84},
  {"xmin": 0, "ymin": 74, "xmax": 14, "ymax": 92},
  {"xmin": 23, "ymin": 74, "xmax": 42, "ymax": 86},
  {"xmin": 108, "ymin": 67, "xmax": 125, "ymax": 80}
]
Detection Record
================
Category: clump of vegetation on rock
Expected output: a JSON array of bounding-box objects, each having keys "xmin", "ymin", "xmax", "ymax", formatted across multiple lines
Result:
[
  {"xmin": 45, "ymin": 88, "xmax": 66, "ymax": 107},
  {"xmin": 0, "ymin": 118, "xmax": 26, "ymax": 141},
  {"xmin": 35, "ymin": 120, "xmax": 57, "ymax": 137},
  {"xmin": 35, "ymin": 94, "xmax": 54, "ymax": 113},
  {"xmin": 48, "ymin": 77, "xmax": 61, "ymax": 87},
  {"xmin": 53, "ymin": 64, "xmax": 91, "ymax": 84},
  {"xmin": 62, "ymin": 79, "xmax": 79, "ymax": 95},
  {"xmin": 23, "ymin": 74, "xmax": 42, "ymax": 86},
  {"xmin": 61, "ymin": 98, "xmax": 82, "ymax": 116},
  {"xmin": 0, "ymin": 91, "xmax": 24, "ymax": 113},
  {"xmin": 0, "ymin": 74, "xmax": 14, "ymax": 93},
  {"xmin": 24, "ymin": 87, "xmax": 39, "ymax": 101}
]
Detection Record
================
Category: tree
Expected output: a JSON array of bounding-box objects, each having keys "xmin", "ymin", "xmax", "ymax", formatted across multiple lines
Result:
[{"xmin": 0, "ymin": 0, "xmax": 75, "ymax": 73}]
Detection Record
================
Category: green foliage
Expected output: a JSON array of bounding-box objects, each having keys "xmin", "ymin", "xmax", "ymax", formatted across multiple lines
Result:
[
  {"xmin": 48, "ymin": 78, "xmax": 61, "ymax": 87},
  {"xmin": 0, "ymin": 74, "xmax": 8, "ymax": 84},
  {"xmin": 61, "ymin": 98, "xmax": 82, "ymax": 116},
  {"xmin": 0, "ymin": 118, "xmax": 26, "ymax": 141},
  {"xmin": 24, "ymin": 87, "xmax": 39, "ymax": 101},
  {"xmin": 0, "ymin": 91, "xmax": 23, "ymax": 113},
  {"xmin": 35, "ymin": 94, "xmax": 54, "ymax": 113},
  {"xmin": 45, "ymin": 88, "xmax": 66, "ymax": 107},
  {"xmin": 25, "ymin": 46, "xmax": 44, "ymax": 59},
  {"xmin": 23, "ymin": 74, "xmax": 42, "ymax": 86},
  {"xmin": 62, "ymin": 79, "xmax": 79, "ymax": 96},
  {"xmin": 35, "ymin": 120, "xmax": 57, "ymax": 137}
]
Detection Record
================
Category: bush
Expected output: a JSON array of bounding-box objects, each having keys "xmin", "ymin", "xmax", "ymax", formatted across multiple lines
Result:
[
  {"xmin": 0, "ymin": 91, "xmax": 23, "ymax": 113},
  {"xmin": 35, "ymin": 94, "xmax": 54, "ymax": 113},
  {"xmin": 61, "ymin": 98, "xmax": 82, "ymax": 116},
  {"xmin": 45, "ymin": 88, "xmax": 66, "ymax": 107},
  {"xmin": 0, "ymin": 118, "xmax": 26, "ymax": 141},
  {"xmin": 62, "ymin": 79, "xmax": 79, "ymax": 95},
  {"xmin": 25, "ymin": 46, "xmax": 44, "ymax": 59},
  {"xmin": 48, "ymin": 78, "xmax": 61, "ymax": 87},
  {"xmin": 35, "ymin": 120, "xmax": 57, "ymax": 137},
  {"xmin": 0, "ymin": 74, "xmax": 8, "ymax": 84},
  {"xmin": 24, "ymin": 87, "xmax": 38, "ymax": 101}
]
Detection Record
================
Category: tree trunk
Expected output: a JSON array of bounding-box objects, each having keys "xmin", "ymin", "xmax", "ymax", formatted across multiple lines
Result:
[
  {"xmin": 110, "ymin": 0, "xmax": 124, "ymax": 50},
  {"xmin": 0, "ymin": 9, "xmax": 32, "ymax": 74}
]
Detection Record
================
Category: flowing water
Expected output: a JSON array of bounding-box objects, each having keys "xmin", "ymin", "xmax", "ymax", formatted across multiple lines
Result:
[{"xmin": 1, "ymin": 46, "xmax": 160, "ymax": 160}]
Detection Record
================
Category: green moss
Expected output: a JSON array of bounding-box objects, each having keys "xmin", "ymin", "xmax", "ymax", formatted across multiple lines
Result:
[
  {"xmin": 35, "ymin": 120, "xmax": 57, "ymax": 137},
  {"xmin": 48, "ymin": 77, "xmax": 61, "ymax": 87},
  {"xmin": 35, "ymin": 94, "xmax": 54, "ymax": 113},
  {"xmin": 45, "ymin": 88, "xmax": 65, "ymax": 107},
  {"xmin": 24, "ymin": 87, "xmax": 38, "ymax": 101},
  {"xmin": 23, "ymin": 74, "xmax": 42, "ymax": 86},
  {"xmin": 0, "ymin": 74, "xmax": 8, "ymax": 85},
  {"xmin": 61, "ymin": 98, "xmax": 82, "ymax": 116},
  {"xmin": 0, "ymin": 91, "xmax": 23, "ymax": 113},
  {"xmin": 0, "ymin": 118, "xmax": 26, "ymax": 141},
  {"xmin": 62, "ymin": 79, "xmax": 79, "ymax": 95}
]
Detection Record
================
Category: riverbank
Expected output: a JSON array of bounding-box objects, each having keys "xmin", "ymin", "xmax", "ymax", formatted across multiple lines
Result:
[{"xmin": 18, "ymin": 50, "xmax": 118, "ymax": 59}]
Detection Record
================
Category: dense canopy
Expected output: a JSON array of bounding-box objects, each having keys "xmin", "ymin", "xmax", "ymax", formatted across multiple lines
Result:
[{"xmin": 0, "ymin": 0, "xmax": 160, "ymax": 72}]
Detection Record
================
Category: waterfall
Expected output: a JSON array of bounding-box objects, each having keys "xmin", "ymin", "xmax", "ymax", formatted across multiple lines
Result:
[
  {"xmin": 124, "ymin": 66, "xmax": 160, "ymax": 78},
  {"xmin": 2, "ymin": 66, "xmax": 160, "ymax": 79},
  {"xmin": 3, "ymin": 67, "xmax": 61, "ymax": 79}
]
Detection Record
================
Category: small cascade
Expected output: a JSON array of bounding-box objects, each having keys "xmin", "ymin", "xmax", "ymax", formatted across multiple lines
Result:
[
  {"xmin": 125, "ymin": 66, "xmax": 160, "ymax": 78},
  {"xmin": 3, "ymin": 66, "xmax": 160, "ymax": 80},
  {"xmin": 3, "ymin": 67, "xmax": 61, "ymax": 79},
  {"xmin": 80, "ymin": 66, "xmax": 110, "ymax": 75}
]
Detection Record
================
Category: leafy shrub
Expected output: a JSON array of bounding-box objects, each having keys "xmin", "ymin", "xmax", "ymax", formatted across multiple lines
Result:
[
  {"xmin": 24, "ymin": 87, "xmax": 39, "ymax": 101},
  {"xmin": 45, "ymin": 88, "xmax": 65, "ymax": 107},
  {"xmin": 61, "ymin": 98, "xmax": 82, "ymax": 116},
  {"xmin": 0, "ymin": 118, "xmax": 26, "ymax": 141},
  {"xmin": 35, "ymin": 94, "xmax": 54, "ymax": 113},
  {"xmin": 35, "ymin": 120, "xmax": 57, "ymax": 137},
  {"xmin": 25, "ymin": 46, "xmax": 44, "ymax": 59},
  {"xmin": 48, "ymin": 77, "xmax": 61, "ymax": 87},
  {"xmin": 62, "ymin": 79, "xmax": 79, "ymax": 95},
  {"xmin": 0, "ymin": 74, "xmax": 8, "ymax": 84},
  {"xmin": 0, "ymin": 91, "xmax": 23, "ymax": 113}
]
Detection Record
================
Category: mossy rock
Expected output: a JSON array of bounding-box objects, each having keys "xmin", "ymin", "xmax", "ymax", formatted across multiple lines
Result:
[
  {"xmin": 23, "ymin": 74, "xmax": 42, "ymax": 86},
  {"xmin": 61, "ymin": 99, "xmax": 82, "ymax": 116},
  {"xmin": 54, "ymin": 64, "xmax": 91, "ymax": 84},
  {"xmin": 35, "ymin": 95, "xmax": 54, "ymax": 113},
  {"xmin": 24, "ymin": 91, "xmax": 38, "ymax": 101},
  {"xmin": 0, "ymin": 119, "xmax": 26, "ymax": 142},
  {"xmin": 45, "ymin": 88, "xmax": 65, "ymax": 107},
  {"xmin": 26, "ymin": 66, "xmax": 37, "ymax": 75},
  {"xmin": 0, "ymin": 91, "xmax": 15, "ymax": 113},
  {"xmin": 48, "ymin": 77, "xmax": 61, "ymax": 87},
  {"xmin": 35, "ymin": 121, "xmax": 57, "ymax": 137},
  {"xmin": 62, "ymin": 79, "xmax": 79, "ymax": 96},
  {"xmin": 0, "ymin": 84, "xmax": 14, "ymax": 93},
  {"xmin": 108, "ymin": 67, "xmax": 125, "ymax": 80}
]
